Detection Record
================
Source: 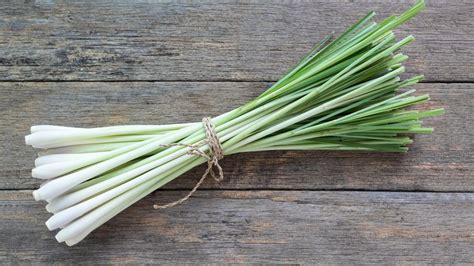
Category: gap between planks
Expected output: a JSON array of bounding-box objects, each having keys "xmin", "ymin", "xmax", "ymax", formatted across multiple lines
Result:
[
  {"xmin": 3, "ymin": 189, "xmax": 474, "ymax": 194},
  {"xmin": 0, "ymin": 80, "xmax": 472, "ymax": 83}
]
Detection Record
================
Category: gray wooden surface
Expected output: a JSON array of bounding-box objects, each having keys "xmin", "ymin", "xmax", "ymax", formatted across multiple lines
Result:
[
  {"xmin": 1, "ymin": 0, "xmax": 473, "ymax": 264},
  {"xmin": 2, "ymin": 191, "xmax": 474, "ymax": 264}
]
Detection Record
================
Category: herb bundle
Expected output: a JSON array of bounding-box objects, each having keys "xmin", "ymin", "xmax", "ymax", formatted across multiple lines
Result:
[{"xmin": 26, "ymin": 0, "xmax": 442, "ymax": 246}]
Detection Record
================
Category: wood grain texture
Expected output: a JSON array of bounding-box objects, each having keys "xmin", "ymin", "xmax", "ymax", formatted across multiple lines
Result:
[
  {"xmin": 0, "ymin": 1, "xmax": 472, "ymax": 81},
  {"xmin": 1, "ymin": 82, "xmax": 472, "ymax": 191},
  {"xmin": 1, "ymin": 1, "xmax": 473, "ymax": 263},
  {"xmin": 1, "ymin": 190, "xmax": 473, "ymax": 264}
]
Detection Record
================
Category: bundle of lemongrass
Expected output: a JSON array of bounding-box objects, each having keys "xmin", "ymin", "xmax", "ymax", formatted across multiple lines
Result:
[{"xmin": 26, "ymin": 0, "xmax": 442, "ymax": 246}]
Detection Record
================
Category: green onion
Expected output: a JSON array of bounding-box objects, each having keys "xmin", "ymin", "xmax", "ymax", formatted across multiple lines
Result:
[{"xmin": 25, "ymin": 0, "xmax": 442, "ymax": 246}]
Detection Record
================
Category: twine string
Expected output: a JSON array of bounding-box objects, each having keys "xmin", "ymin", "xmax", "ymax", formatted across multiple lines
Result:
[{"xmin": 153, "ymin": 117, "xmax": 223, "ymax": 209}]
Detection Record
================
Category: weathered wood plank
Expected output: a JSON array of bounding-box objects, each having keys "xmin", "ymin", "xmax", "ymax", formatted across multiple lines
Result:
[
  {"xmin": 1, "ymin": 190, "xmax": 473, "ymax": 264},
  {"xmin": 0, "ymin": 1, "xmax": 472, "ymax": 81},
  {"xmin": 1, "ymin": 82, "xmax": 471, "ymax": 191}
]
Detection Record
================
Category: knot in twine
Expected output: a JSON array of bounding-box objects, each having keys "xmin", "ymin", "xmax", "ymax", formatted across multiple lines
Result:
[{"xmin": 153, "ymin": 117, "xmax": 224, "ymax": 209}]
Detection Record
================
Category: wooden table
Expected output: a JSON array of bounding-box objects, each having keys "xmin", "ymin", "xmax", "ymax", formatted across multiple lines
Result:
[{"xmin": 1, "ymin": 1, "xmax": 473, "ymax": 264}]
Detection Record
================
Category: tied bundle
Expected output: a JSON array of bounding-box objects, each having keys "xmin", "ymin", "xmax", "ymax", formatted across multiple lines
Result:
[{"xmin": 25, "ymin": 0, "xmax": 443, "ymax": 246}]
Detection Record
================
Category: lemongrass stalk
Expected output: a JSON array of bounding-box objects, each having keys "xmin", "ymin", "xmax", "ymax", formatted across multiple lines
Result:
[
  {"xmin": 33, "ymin": 124, "xmax": 203, "ymax": 200},
  {"xmin": 38, "ymin": 110, "xmax": 254, "ymax": 200},
  {"xmin": 27, "ymin": 1, "xmax": 442, "ymax": 246},
  {"xmin": 55, "ymin": 177, "xmax": 158, "ymax": 243},
  {"xmin": 60, "ymin": 37, "xmax": 414, "ymax": 212},
  {"xmin": 31, "ymin": 125, "xmax": 87, "ymax": 133},
  {"xmin": 26, "ymin": 124, "xmax": 195, "ymax": 147},
  {"xmin": 34, "ymin": 152, "xmax": 108, "ymax": 167},
  {"xmin": 32, "ymin": 127, "xmax": 199, "ymax": 179},
  {"xmin": 53, "ymin": 91, "xmax": 427, "ymax": 236},
  {"xmin": 49, "ymin": 109, "xmax": 277, "ymax": 215},
  {"xmin": 28, "ymin": 134, "xmax": 162, "ymax": 149},
  {"xmin": 46, "ymin": 108, "xmax": 279, "ymax": 213},
  {"xmin": 38, "ymin": 84, "xmax": 312, "ymax": 199},
  {"xmin": 242, "ymin": 86, "xmax": 417, "ymax": 151},
  {"xmin": 31, "ymin": 124, "xmax": 191, "ymax": 133},
  {"xmin": 226, "ymin": 67, "xmax": 405, "ymax": 153},
  {"xmin": 38, "ymin": 142, "xmax": 139, "ymax": 155},
  {"xmin": 46, "ymin": 150, "xmax": 202, "ymax": 230},
  {"xmin": 58, "ymin": 156, "xmax": 204, "ymax": 245},
  {"xmin": 51, "ymin": 63, "xmax": 412, "ymax": 217}
]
